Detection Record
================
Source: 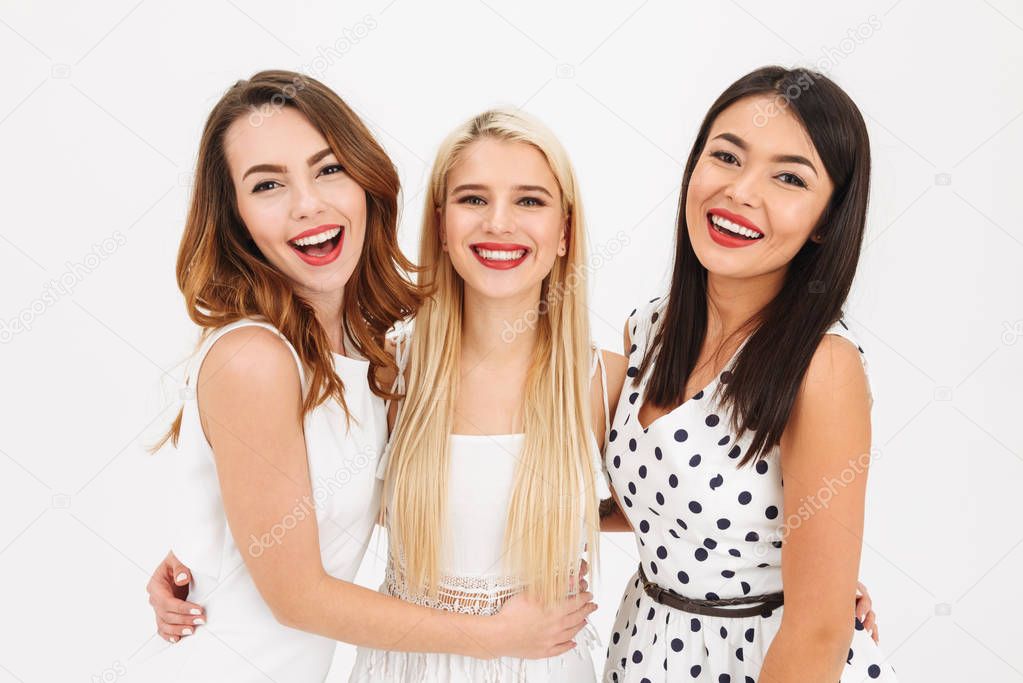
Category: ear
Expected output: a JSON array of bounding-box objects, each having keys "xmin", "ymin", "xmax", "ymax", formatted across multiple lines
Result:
[
  {"xmin": 810, "ymin": 232, "xmax": 824, "ymax": 244},
  {"xmin": 558, "ymin": 215, "xmax": 570, "ymax": 256}
]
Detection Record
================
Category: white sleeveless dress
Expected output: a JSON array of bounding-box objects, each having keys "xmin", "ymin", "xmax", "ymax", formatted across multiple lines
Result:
[
  {"xmin": 348, "ymin": 345, "xmax": 613, "ymax": 682},
  {"xmin": 604, "ymin": 297, "xmax": 898, "ymax": 682},
  {"xmin": 138, "ymin": 319, "xmax": 386, "ymax": 682}
]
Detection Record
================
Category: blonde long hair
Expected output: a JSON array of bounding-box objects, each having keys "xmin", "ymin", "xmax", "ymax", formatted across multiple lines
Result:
[{"xmin": 384, "ymin": 109, "xmax": 599, "ymax": 606}]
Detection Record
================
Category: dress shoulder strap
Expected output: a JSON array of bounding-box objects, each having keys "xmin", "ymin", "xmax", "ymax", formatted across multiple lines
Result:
[
  {"xmin": 376, "ymin": 318, "xmax": 413, "ymax": 480},
  {"xmin": 590, "ymin": 345, "xmax": 613, "ymax": 501},
  {"xmin": 590, "ymin": 345, "xmax": 611, "ymax": 449}
]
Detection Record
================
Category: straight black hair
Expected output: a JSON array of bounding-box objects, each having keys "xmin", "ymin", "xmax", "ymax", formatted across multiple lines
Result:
[{"xmin": 638, "ymin": 65, "xmax": 871, "ymax": 466}]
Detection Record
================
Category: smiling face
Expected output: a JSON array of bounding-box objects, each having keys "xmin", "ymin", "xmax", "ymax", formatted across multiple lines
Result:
[
  {"xmin": 440, "ymin": 137, "xmax": 567, "ymax": 302},
  {"xmin": 685, "ymin": 95, "xmax": 834, "ymax": 280},
  {"xmin": 224, "ymin": 106, "xmax": 367, "ymax": 299}
]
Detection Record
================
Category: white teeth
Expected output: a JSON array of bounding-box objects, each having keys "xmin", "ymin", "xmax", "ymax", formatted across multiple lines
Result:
[
  {"xmin": 710, "ymin": 214, "xmax": 762, "ymax": 239},
  {"xmin": 475, "ymin": 248, "xmax": 527, "ymax": 261},
  {"xmin": 291, "ymin": 227, "xmax": 341, "ymax": 247}
]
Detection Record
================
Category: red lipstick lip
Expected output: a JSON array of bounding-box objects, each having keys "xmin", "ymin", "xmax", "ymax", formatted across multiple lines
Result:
[
  {"xmin": 289, "ymin": 224, "xmax": 342, "ymax": 242},
  {"xmin": 706, "ymin": 215, "xmax": 760, "ymax": 249},
  {"xmin": 470, "ymin": 242, "xmax": 531, "ymax": 251},
  {"xmin": 289, "ymin": 225, "xmax": 345, "ymax": 266},
  {"xmin": 469, "ymin": 242, "xmax": 531, "ymax": 270},
  {"xmin": 707, "ymin": 209, "xmax": 764, "ymax": 236}
]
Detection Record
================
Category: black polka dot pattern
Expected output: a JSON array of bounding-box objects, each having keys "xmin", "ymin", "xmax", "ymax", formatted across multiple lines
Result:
[{"xmin": 604, "ymin": 300, "xmax": 894, "ymax": 682}]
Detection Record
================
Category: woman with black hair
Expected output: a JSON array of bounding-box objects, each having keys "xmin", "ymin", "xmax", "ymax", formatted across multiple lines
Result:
[{"xmin": 603, "ymin": 66, "xmax": 897, "ymax": 681}]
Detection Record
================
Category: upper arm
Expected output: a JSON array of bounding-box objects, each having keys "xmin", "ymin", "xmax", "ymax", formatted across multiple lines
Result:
[
  {"xmin": 590, "ymin": 349, "xmax": 628, "ymax": 452},
  {"xmin": 777, "ymin": 335, "xmax": 872, "ymax": 635},
  {"xmin": 197, "ymin": 328, "xmax": 326, "ymax": 621}
]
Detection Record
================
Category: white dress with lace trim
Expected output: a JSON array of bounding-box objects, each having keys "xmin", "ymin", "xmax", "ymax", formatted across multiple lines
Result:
[{"xmin": 348, "ymin": 344, "xmax": 611, "ymax": 682}]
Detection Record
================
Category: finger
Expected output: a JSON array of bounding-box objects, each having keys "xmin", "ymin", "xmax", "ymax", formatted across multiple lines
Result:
[
  {"xmin": 572, "ymin": 591, "xmax": 593, "ymax": 607},
  {"xmin": 873, "ymin": 623, "xmax": 880, "ymax": 644},
  {"xmin": 855, "ymin": 593, "xmax": 873, "ymax": 620},
  {"xmin": 857, "ymin": 580, "xmax": 869, "ymax": 598},
  {"xmin": 171, "ymin": 563, "xmax": 192, "ymax": 587},
  {"xmin": 545, "ymin": 640, "xmax": 577, "ymax": 658},
  {"xmin": 158, "ymin": 622, "xmax": 195, "ymax": 641},
  {"xmin": 862, "ymin": 611, "xmax": 875, "ymax": 633},
  {"xmin": 579, "ymin": 558, "xmax": 589, "ymax": 579},
  {"xmin": 160, "ymin": 609, "xmax": 206, "ymax": 627},
  {"xmin": 558, "ymin": 617, "xmax": 589, "ymax": 640},
  {"xmin": 159, "ymin": 595, "xmax": 206, "ymax": 619},
  {"xmin": 578, "ymin": 578, "xmax": 589, "ymax": 593}
]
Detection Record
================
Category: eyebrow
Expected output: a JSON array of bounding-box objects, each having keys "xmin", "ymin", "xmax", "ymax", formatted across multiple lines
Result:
[
  {"xmin": 242, "ymin": 147, "xmax": 335, "ymax": 180},
  {"xmin": 711, "ymin": 132, "xmax": 819, "ymax": 178},
  {"xmin": 450, "ymin": 183, "xmax": 554, "ymax": 198}
]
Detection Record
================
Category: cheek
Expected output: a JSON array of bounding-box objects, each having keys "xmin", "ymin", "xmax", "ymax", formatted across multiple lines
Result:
[
  {"xmin": 769, "ymin": 199, "xmax": 822, "ymax": 244},
  {"xmin": 444, "ymin": 208, "xmax": 477, "ymax": 245},
  {"xmin": 235, "ymin": 198, "xmax": 279, "ymax": 246}
]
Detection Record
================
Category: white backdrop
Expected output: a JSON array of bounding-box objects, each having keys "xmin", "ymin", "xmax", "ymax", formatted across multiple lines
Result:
[{"xmin": 1, "ymin": 1, "xmax": 1021, "ymax": 681}]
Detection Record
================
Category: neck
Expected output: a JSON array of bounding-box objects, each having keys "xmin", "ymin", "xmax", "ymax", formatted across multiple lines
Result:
[
  {"xmin": 300, "ymin": 286, "xmax": 345, "ymax": 354},
  {"xmin": 704, "ymin": 267, "xmax": 785, "ymax": 340},
  {"xmin": 460, "ymin": 285, "xmax": 541, "ymax": 368}
]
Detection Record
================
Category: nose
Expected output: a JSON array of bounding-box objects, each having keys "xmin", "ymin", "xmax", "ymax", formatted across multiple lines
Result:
[
  {"xmin": 482, "ymin": 198, "xmax": 514, "ymax": 235},
  {"xmin": 289, "ymin": 178, "xmax": 327, "ymax": 222},
  {"xmin": 724, "ymin": 167, "xmax": 761, "ymax": 209}
]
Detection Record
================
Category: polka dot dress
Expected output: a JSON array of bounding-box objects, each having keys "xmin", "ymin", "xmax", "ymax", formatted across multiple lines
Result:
[{"xmin": 603, "ymin": 297, "xmax": 897, "ymax": 682}]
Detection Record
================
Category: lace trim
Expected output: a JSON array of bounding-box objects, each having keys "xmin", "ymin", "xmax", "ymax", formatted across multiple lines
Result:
[{"xmin": 385, "ymin": 562, "xmax": 525, "ymax": 616}]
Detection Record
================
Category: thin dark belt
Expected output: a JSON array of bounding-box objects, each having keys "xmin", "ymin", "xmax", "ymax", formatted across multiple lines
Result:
[{"xmin": 637, "ymin": 564, "xmax": 784, "ymax": 618}]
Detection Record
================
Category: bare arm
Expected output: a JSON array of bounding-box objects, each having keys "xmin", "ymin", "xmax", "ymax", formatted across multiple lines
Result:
[
  {"xmin": 594, "ymin": 326, "xmax": 636, "ymax": 533},
  {"xmin": 759, "ymin": 336, "xmax": 872, "ymax": 681},
  {"xmin": 188, "ymin": 327, "xmax": 593, "ymax": 658}
]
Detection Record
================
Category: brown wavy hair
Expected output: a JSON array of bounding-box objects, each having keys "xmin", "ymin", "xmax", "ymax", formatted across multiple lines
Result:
[{"xmin": 157, "ymin": 70, "xmax": 422, "ymax": 449}]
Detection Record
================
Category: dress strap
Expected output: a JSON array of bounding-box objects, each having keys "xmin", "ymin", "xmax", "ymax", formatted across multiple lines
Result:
[
  {"xmin": 590, "ymin": 346, "xmax": 611, "ymax": 449},
  {"xmin": 376, "ymin": 318, "xmax": 413, "ymax": 480},
  {"xmin": 590, "ymin": 345, "xmax": 613, "ymax": 500}
]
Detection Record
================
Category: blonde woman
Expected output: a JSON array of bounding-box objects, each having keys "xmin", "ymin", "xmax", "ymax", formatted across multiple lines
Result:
[
  {"xmin": 349, "ymin": 109, "xmax": 629, "ymax": 682},
  {"xmin": 141, "ymin": 75, "xmax": 597, "ymax": 682}
]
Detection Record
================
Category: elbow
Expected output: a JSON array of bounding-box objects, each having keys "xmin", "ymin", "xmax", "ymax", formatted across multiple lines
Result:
[
  {"xmin": 260, "ymin": 574, "xmax": 325, "ymax": 630},
  {"xmin": 799, "ymin": 622, "xmax": 855, "ymax": 664},
  {"xmin": 265, "ymin": 593, "xmax": 307, "ymax": 630}
]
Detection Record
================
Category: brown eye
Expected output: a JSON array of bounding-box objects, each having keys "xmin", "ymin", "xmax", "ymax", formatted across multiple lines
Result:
[
  {"xmin": 777, "ymin": 172, "xmax": 807, "ymax": 188},
  {"xmin": 710, "ymin": 150, "xmax": 739, "ymax": 165},
  {"xmin": 252, "ymin": 180, "xmax": 281, "ymax": 193}
]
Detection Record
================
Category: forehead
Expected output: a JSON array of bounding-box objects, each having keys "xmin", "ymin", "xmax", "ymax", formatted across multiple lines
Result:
[
  {"xmin": 224, "ymin": 106, "xmax": 329, "ymax": 170},
  {"xmin": 447, "ymin": 138, "xmax": 557, "ymax": 188},
  {"xmin": 708, "ymin": 95, "xmax": 821, "ymax": 165}
]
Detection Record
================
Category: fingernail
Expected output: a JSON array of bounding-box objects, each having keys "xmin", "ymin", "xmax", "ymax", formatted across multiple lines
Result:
[
  {"xmin": 193, "ymin": 618, "xmax": 205, "ymax": 625},
  {"xmin": 170, "ymin": 636, "xmax": 179, "ymax": 643},
  {"xmin": 176, "ymin": 572, "xmax": 188, "ymax": 583},
  {"xmin": 182, "ymin": 628, "xmax": 193, "ymax": 636},
  {"xmin": 189, "ymin": 608, "xmax": 202, "ymax": 616}
]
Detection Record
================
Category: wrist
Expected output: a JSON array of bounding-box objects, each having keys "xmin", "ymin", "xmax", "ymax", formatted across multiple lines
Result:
[{"xmin": 462, "ymin": 612, "xmax": 502, "ymax": 660}]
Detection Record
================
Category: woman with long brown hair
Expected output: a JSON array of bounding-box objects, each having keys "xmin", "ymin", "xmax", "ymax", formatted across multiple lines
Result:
[{"xmin": 140, "ymin": 71, "xmax": 595, "ymax": 682}]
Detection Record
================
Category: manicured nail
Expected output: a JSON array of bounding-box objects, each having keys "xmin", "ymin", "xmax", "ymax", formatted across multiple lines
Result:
[
  {"xmin": 176, "ymin": 572, "xmax": 188, "ymax": 583},
  {"xmin": 182, "ymin": 628, "xmax": 193, "ymax": 636},
  {"xmin": 170, "ymin": 636, "xmax": 179, "ymax": 643},
  {"xmin": 189, "ymin": 608, "xmax": 202, "ymax": 616},
  {"xmin": 193, "ymin": 618, "xmax": 205, "ymax": 625}
]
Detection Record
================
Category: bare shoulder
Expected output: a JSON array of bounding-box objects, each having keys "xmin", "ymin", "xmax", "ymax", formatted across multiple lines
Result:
[
  {"xmin": 600, "ymin": 349, "xmax": 628, "ymax": 407},
  {"xmin": 799, "ymin": 333, "xmax": 869, "ymax": 402},
  {"xmin": 199, "ymin": 326, "xmax": 302, "ymax": 397}
]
